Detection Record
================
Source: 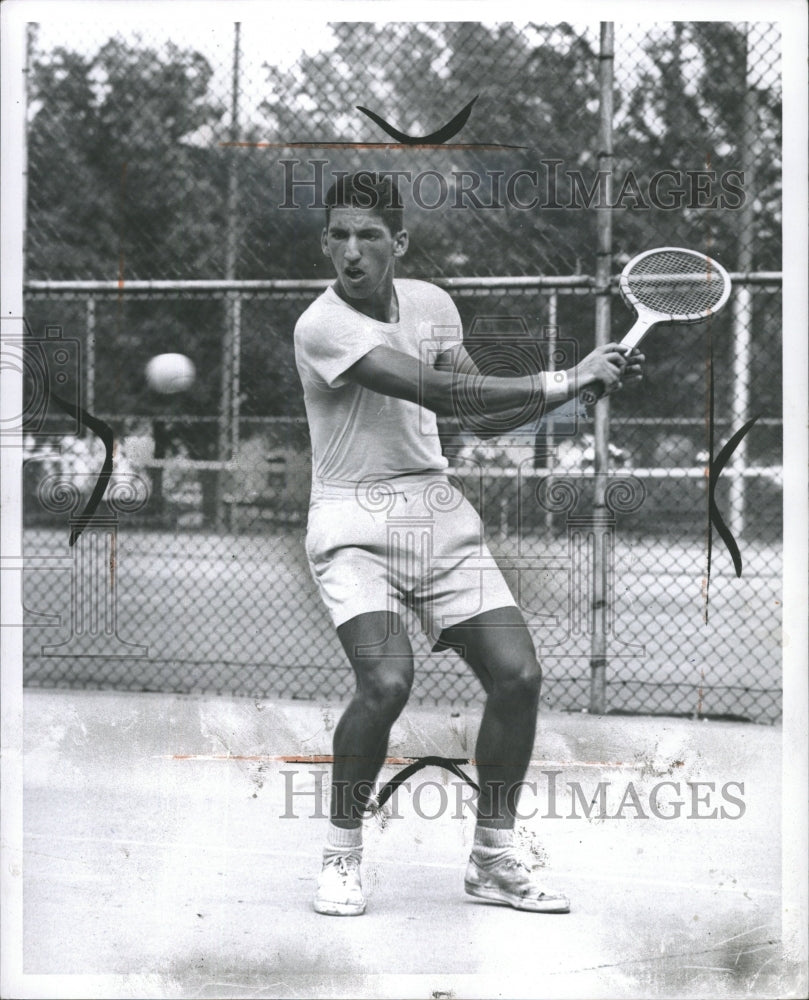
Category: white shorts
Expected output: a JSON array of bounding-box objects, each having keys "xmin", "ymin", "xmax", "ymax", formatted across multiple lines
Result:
[{"xmin": 305, "ymin": 474, "xmax": 517, "ymax": 646}]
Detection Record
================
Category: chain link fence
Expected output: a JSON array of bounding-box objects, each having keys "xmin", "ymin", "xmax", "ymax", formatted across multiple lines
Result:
[{"xmin": 19, "ymin": 19, "xmax": 782, "ymax": 722}]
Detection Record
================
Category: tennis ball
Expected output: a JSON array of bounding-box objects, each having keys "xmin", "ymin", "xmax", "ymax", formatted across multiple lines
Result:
[{"xmin": 145, "ymin": 353, "xmax": 196, "ymax": 394}]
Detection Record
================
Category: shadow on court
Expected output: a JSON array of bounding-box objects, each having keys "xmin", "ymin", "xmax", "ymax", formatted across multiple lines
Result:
[{"xmin": 20, "ymin": 689, "xmax": 794, "ymax": 999}]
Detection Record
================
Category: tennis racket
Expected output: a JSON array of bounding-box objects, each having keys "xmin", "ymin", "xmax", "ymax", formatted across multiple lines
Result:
[{"xmin": 580, "ymin": 247, "xmax": 732, "ymax": 405}]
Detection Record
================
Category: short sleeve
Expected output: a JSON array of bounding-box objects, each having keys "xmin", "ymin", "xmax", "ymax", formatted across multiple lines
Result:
[
  {"xmin": 425, "ymin": 286, "xmax": 464, "ymax": 364},
  {"xmin": 295, "ymin": 311, "xmax": 387, "ymax": 389}
]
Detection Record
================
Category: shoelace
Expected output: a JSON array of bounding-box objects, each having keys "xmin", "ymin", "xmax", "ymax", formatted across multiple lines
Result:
[
  {"xmin": 475, "ymin": 848, "xmax": 536, "ymax": 873},
  {"xmin": 504, "ymin": 855, "xmax": 532, "ymax": 873},
  {"xmin": 332, "ymin": 856, "xmax": 359, "ymax": 880}
]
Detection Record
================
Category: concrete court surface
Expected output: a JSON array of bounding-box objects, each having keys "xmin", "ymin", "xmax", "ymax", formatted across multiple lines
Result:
[{"xmin": 10, "ymin": 688, "xmax": 802, "ymax": 999}]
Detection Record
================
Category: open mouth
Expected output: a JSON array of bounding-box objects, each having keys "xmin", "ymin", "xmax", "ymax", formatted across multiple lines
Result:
[{"xmin": 344, "ymin": 268, "xmax": 365, "ymax": 281}]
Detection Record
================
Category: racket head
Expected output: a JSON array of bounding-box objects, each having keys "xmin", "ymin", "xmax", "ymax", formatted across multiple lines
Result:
[{"xmin": 619, "ymin": 247, "xmax": 732, "ymax": 331}]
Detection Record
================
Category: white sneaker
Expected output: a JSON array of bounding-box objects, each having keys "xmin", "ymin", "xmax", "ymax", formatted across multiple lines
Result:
[
  {"xmin": 465, "ymin": 851, "xmax": 570, "ymax": 913},
  {"xmin": 313, "ymin": 855, "xmax": 366, "ymax": 916}
]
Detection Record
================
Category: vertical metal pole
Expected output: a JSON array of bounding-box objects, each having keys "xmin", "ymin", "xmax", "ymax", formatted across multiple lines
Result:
[
  {"xmin": 589, "ymin": 23, "xmax": 614, "ymax": 715},
  {"xmin": 231, "ymin": 293, "xmax": 242, "ymax": 457},
  {"xmin": 216, "ymin": 22, "xmax": 242, "ymax": 528},
  {"xmin": 544, "ymin": 290, "xmax": 558, "ymax": 533},
  {"xmin": 730, "ymin": 26, "xmax": 755, "ymax": 538},
  {"xmin": 85, "ymin": 298, "xmax": 96, "ymax": 414},
  {"xmin": 225, "ymin": 23, "xmax": 241, "ymax": 289},
  {"xmin": 22, "ymin": 24, "xmax": 34, "ymax": 286}
]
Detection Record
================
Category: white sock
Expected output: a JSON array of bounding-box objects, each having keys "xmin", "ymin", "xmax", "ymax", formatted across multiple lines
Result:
[
  {"xmin": 326, "ymin": 822, "xmax": 363, "ymax": 849},
  {"xmin": 473, "ymin": 826, "xmax": 514, "ymax": 849},
  {"xmin": 322, "ymin": 823, "xmax": 362, "ymax": 866},
  {"xmin": 471, "ymin": 826, "xmax": 514, "ymax": 866}
]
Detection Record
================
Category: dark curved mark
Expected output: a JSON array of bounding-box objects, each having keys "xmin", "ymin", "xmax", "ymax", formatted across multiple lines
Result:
[
  {"xmin": 365, "ymin": 755, "xmax": 478, "ymax": 813},
  {"xmin": 708, "ymin": 415, "xmax": 760, "ymax": 578},
  {"xmin": 47, "ymin": 388, "xmax": 114, "ymax": 546},
  {"xmin": 356, "ymin": 95, "xmax": 479, "ymax": 145}
]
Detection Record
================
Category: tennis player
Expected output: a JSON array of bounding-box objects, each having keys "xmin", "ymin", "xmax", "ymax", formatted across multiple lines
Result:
[{"xmin": 294, "ymin": 172, "xmax": 642, "ymax": 916}]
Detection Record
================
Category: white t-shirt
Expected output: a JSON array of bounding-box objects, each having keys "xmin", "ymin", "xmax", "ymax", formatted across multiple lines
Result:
[{"xmin": 294, "ymin": 279, "xmax": 463, "ymax": 486}]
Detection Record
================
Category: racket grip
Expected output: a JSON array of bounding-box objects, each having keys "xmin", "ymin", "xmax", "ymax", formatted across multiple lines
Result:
[{"xmin": 580, "ymin": 380, "xmax": 605, "ymax": 406}]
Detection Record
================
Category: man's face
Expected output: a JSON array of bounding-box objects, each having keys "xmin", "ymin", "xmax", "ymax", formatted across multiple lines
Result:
[{"xmin": 322, "ymin": 206, "xmax": 408, "ymax": 302}]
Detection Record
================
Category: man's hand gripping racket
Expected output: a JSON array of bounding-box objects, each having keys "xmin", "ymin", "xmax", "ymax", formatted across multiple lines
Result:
[{"xmin": 579, "ymin": 247, "xmax": 732, "ymax": 405}]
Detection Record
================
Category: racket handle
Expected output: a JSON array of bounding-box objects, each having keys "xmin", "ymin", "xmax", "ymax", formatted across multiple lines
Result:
[{"xmin": 580, "ymin": 380, "xmax": 605, "ymax": 406}]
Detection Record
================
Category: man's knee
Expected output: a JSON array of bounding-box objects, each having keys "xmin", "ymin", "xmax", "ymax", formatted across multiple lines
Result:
[
  {"xmin": 357, "ymin": 659, "xmax": 414, "ymax": 715},
  {"xmin": 492, "ymin": 648, "xmax": 542, "ymax": 700},
  {"xmin": 339, "ymin": 612, "xmax": 414, "ymax": 716}
]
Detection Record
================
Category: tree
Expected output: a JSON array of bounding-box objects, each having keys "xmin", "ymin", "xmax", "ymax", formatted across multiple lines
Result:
[
  {"xmin": 27, "ymin": 37, "xmax": 226, "ymax": 280},
  {"xmin": 607, "ymin": 23, "xmax": 782, "ymax": 422},
  {"xmin": 249, "ymin": 21, "xmax": 602, "ymax": 280},
  {"xmin": 27, "ymin": 38, "xmax": 231, "ymax": 419}
]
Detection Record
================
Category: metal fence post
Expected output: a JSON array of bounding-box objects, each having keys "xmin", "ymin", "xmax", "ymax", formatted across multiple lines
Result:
[
  {"xmin": 85, "ymin": 297, "xmax": 95, "ymax": 414},
  {"xmin": 216, "ymin": 22, "xmax": 242, "ymax": 529},
  {"xmin": 544, "ymin": 289, "xmax": 558, "ymax": 534},
  {"xmin": 730, "ymin": 26, "xmax": 756, "ymax": 539},
  {"xmin": 589, "ymin": 22, "xmax": 614, "ymax": 715}
]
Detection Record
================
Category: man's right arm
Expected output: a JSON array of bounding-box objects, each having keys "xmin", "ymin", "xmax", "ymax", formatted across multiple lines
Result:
[{"xmin": 344, "ymin": 343, "xmax": 633, "ymax": 420}]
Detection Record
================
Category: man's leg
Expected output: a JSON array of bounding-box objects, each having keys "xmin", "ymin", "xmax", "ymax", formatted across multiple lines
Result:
[
  {"xmin": 314, "ymin": 610, "xmax": 413, "ymax": 916},
  {"xmin": 332, "ymin": 611, "xmax": 415, "ymax": 826},
  {"xmin": 438, "ymin": 605, "xmax": 540, "ymax": 828},
  {"xmin": 438, "ymin": 605, "xmax": 570, "ymax": 912}
]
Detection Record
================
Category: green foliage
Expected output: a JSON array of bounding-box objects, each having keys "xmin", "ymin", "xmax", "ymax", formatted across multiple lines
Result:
[
  {"xmin": 255, "ymin": 21, "xmax": 601, "ymax": 278},
  {"xmin": 28, "ymin": 38, "xmax": 226, "ymax": 280},
  {"xmin": 611, "ymin": 23, "xmax": 781, "ymax": 273}
]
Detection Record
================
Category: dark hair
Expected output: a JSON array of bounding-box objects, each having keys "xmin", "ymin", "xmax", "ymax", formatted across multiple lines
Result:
[{"xmin": 324, "ymin": 172, "xmax": 404, "ymax": 234}]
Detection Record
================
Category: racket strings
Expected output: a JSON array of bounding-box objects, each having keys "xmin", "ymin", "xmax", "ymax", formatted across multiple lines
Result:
[{"xmin": 625, "ymin": 250, "xmax": 728, "ymax": 317}]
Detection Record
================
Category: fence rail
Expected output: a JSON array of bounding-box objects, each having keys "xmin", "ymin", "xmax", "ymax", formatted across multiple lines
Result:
[{"xmin": 25, "ymin": 273, "xmax": 784, "ymax": 295}]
